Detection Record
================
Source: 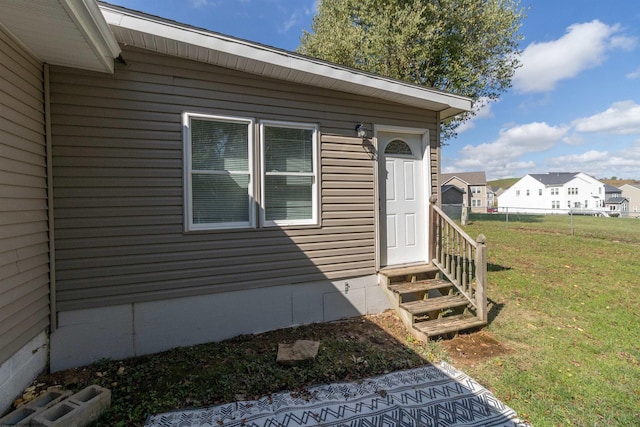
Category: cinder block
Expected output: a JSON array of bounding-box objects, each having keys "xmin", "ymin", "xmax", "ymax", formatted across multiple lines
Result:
[
  {"xmin": 32, "ymin": 386, "xmax": 111, "ymax": 427},
  {"xmin": 31, "ymin": 401, "xmax": 78, "ymax": 427},
  {"xmin": 24, "ymin": 390, "xmax": 72, "ymax": 410},
  {"xmin": 67, "ymin": 385, "xmax": 111, "ymax": 424},
  {"xmin": 0, "ymin": 390, "xmax": 71, "ymax": 426},
  {"xmin": 0, "ymin": 406, "xmax": 37, "ymax": 426}
]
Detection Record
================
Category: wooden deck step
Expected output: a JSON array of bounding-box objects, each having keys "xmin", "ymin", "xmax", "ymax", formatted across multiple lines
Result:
[
  {"xmin": 380, "ymin": 264, "xmax": 439, "ymax": 278},
  {"xmin": 400, "ymin": 295, "xmax": 469, "ymax": 315},
  {"xmin": 413, "ymin": 313, "xmax": 487, "ymax": 337},
  {"xmin": 388, "ymin": 279, "xmax": 452, "ymax": 296}
]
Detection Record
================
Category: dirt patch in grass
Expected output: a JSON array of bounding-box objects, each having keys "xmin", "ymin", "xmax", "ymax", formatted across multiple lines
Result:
[{"xmin": 440, "ymin": 330, "xmax": 512, "ymax": 369}]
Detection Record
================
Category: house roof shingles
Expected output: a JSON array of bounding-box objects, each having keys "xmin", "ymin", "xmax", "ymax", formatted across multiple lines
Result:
[
  {"xmin": 604, "ymin": 184, "xmax": 621, "ymax": 193},
  {"xmin": 606, "ymin": 197, "xmax": 628, "ymax": 204},
  {"xmin": 529, "ymin": 172, "xmax": 578, "ymax": 186},
  {"xmin": 440, "ymin": 171, "xmax": 487, "ymax": 186}
]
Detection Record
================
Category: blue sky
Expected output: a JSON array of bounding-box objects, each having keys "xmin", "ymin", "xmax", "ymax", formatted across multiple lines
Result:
[{"xmin": 105, "ymin": 0, "xmax": 640, "ymax": 180}]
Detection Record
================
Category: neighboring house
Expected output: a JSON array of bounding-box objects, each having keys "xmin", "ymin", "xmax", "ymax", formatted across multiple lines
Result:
[
  {"xmin": 604, "ymin": 184, "xmax": 623, "ymax": 200},
  {"xmin": 0, "ymin": 1, "xmax": 472, "ymax": 412},
  {"xmin": 620, "ymin": 183, "xmax": 640, "ymax": 218},
  {"xmin": 441, "ymin": 184, "xmax": 465, "ymax": 205},
  {"xmin": 440, "ymin": 172, "xmax": 488, "ymax": 213},
  {"xmin": 486, "ymin": 186, "xmax": 497, "ymax": 210},
  {"xmin": 440, "ymin": 184, "xmax": 466, "ymax": 219},
  {"xmin": 604, "ymin": 197, "xmax": 629, "ymax": 217},
  {"xmin": 497, "ymin": 172, "xmax": 607, "ymax": 214}
]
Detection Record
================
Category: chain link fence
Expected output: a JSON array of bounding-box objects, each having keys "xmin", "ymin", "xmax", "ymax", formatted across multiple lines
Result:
[{"xmin": 442, "ymin": 204, "xmax": 636, "ymax": 236}]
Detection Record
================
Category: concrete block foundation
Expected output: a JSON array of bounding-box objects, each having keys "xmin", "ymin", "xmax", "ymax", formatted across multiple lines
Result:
[
  {"xmin": 50, "ymin": 275, "xmax": 390, "ymax": 371},
  {"xmin": 0, "ymin": 331, "xmax": 48, "ymax": 415}
]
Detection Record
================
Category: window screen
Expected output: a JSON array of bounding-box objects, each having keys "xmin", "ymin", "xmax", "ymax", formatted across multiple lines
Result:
[
  {"xmin": 262, "ymin": 123, "xmax": 318, "ymax": 225},
  {"xmin": 186, "ymin": 115, "xmax": 252, "ymax": 229}
]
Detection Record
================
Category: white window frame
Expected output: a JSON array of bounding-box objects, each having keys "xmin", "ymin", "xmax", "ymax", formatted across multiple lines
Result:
[
  {"xmin": 259, "ymin": 120, "xmax": 319, "ymax": 227},
  {"xmin": 183, "ymin": 112, "xmax": 255, "ymax": 231}
]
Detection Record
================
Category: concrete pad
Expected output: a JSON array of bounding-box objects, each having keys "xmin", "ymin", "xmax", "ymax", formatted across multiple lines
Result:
[{"xmin": 277, "ymin": 340, "xmax": 320, "ymax": 363}]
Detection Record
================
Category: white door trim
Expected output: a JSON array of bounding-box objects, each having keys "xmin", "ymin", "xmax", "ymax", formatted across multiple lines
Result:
[{"xmin": 373, "ymin": 125, "xmax": 431, "ymax": 269}]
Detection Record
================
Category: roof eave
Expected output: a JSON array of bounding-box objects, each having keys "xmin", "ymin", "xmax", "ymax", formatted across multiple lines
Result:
[
  {"xmin": 99, "ymin": 3, "xmax": 472, "ymax": 117},
  {"xmin": 0, "ymin": 0, "xmax": 120, "ymax": 73},
  {"xmin": 62, "ymin": 0, "xmax": 122, "ymax": 72}
]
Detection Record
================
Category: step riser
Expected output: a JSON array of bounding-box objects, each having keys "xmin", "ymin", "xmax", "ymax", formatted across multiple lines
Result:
[
  {"xmin": 388, "ymin": 271, "xmax": 438, "ymax": 284},
  {"xmin": 397, "ymin": 288, "xmax": 453, "ymax": 304},
  {"xmin": 381, "ymin": 268, "xmax": 486, "ymax": 340}
]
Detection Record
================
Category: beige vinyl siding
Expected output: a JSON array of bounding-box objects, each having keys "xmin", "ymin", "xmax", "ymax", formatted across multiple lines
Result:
[
  {"xmin": 0, "ymin": 27, "xmax": 49, "ymax": 364},
  {"xmin": 51, "ymin": 46, "xmax": 439, "ymax": 311}
]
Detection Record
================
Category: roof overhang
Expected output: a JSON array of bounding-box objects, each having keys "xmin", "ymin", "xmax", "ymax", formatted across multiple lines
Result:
[
  {"xmin": 0, "ymin": 0, "xmax": 120, "ymax": 73},
  {"xmin": 99, "ymin": 3, "xmax": 472, "ymax": 119}
]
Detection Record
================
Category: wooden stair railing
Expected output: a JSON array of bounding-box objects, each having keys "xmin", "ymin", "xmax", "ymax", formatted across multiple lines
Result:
[
  {"xmin": 430, "ymin": 201, "xmax": 487, "ymax": 323},
  {"xmin": 379, "ymin": 200, "xmax": 488, "ymax": 341}
]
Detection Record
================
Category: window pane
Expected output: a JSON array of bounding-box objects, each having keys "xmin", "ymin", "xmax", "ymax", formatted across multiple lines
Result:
[
  {"xmin": 264, "ymin": 175, "xmax": 313, "ymax": 221},
  {"xmin": 192, "ymin": 119, "xmax": 248, "ymax": 171},
  {"xmin": 264, "ymin": 127, "xmax": 313, "ymax": 173},
  {"xmin": 384, "ymin": 140, "xmax": 412, "ymax": 155},
  {"xmin": 192, "ymin": 174, "xmax": 249, "ymax": 224}
]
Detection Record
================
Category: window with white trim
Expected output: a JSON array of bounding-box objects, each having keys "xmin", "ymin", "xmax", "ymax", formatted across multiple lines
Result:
[
  {"xmin": 184, "ymin": 113, "xmax": 254, "ymax": 230},
  {"xmin": 183, "ymin": 113, "xmax": 319, "ymax": 231},
  {"xmin": 260, "ymin": 121, "xmax": 319, "ymax": 226}
]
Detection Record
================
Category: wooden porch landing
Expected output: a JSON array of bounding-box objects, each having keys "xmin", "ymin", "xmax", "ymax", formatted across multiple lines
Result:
[{"xmin": 380, "ymin": 264, "xmax": 487, "ymax": 341}]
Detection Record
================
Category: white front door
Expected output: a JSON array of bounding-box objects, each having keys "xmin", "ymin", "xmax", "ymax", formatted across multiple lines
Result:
[{"xmin": 378, "ymin": 131, "xmax": 427, "ymax": 267}]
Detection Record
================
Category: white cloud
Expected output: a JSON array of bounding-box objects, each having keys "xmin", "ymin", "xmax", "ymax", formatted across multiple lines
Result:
[
  {"xmin": 545, "ymin": 144, "xmax": 640, "ymax": 179},
  {"xmin": 513, "ymin": 21, "xmax": 637, "ymax": 93},
  {"xmin": 547, "ymin": 150, "xmax": 609, "ymax": 166},
  {"xmin": 280, "ymin": 11, "xmax": 301, "ymax": 33},
  {"xmin": 626, "ymin": 66, "xmax": 640, "ymax": 79},
  {"xmin": 450, "ymin": 122, "xmax": 569, "ymax": 178},
  {"xmin": 456, "ymin": 98, "xmax": 495, "ymax": 134},
  {"xmin": 191, "ymin": 0, "xmax": 218, "ymax": 8},
  {"xmin": 562, "ymin": 135, "xmax": 586, "ymax": 145},
  {"xmin": 275, "ymin": 1, "xmax": 317, "ymax": 33},
  {"xmin": 572, "ymin": 100, "xmax": 640, "ymax": 134}
]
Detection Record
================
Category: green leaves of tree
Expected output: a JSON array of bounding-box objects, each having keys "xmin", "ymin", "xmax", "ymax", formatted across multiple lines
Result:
[{"xmin": 299, "ymin": 0, "xmax": 525, "ymax": 140}]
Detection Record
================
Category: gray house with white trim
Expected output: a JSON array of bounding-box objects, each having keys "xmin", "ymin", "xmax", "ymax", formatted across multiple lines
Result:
[{"xmin": 0, "ymin": 1, "xmax": 472, "ymax": 413}]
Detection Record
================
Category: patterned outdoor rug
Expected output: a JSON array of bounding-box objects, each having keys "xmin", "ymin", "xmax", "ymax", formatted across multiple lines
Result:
[{"xmin": 145, "ymin": 362, "xmax": 530, "ymax": 427}]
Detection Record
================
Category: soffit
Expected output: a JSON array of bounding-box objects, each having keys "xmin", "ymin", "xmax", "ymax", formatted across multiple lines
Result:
[
  {"xmin": 0, "ymin": 0, "xmax": 120, "ymax": 73},
  {"xmin": 99, "ymin": 3, "xmax": 472, "ymax": 119}
]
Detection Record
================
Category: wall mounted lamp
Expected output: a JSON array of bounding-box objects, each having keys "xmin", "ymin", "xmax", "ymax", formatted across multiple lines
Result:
[{"xmin": 355, "ymin": 123, "xmax": 369, "ymax": 138}]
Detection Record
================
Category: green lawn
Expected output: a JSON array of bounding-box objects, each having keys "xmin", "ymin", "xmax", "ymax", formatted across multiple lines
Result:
[
  {"xmin": 31, "ymin": 214, "xmax": 640, "ymax": 426},
  {"xmin": 462, "ymin": 214, "xmax": 640, "ymax": 426}
]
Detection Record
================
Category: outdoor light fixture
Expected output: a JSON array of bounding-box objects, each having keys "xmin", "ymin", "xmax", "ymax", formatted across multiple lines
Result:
[{"xmin": 355, "ymin": 123, "xmax": 368, "ymax": 138}]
